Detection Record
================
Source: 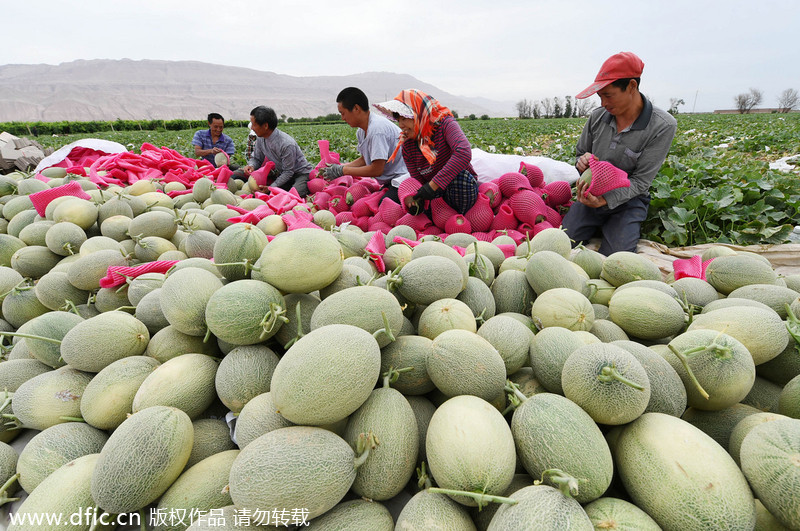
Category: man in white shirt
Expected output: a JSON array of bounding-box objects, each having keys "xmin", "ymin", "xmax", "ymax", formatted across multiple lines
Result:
[{"xmin": 321, "ymin": 87, "xmax": 409, "ymax": 204}]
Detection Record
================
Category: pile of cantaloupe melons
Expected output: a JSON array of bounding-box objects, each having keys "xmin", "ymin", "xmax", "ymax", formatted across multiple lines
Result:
[{"xmin": 0, "ymin": 168, "xmax": 798, "ymax": 530}]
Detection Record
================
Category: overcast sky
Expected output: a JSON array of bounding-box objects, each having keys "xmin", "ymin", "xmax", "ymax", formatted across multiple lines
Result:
[{"xmin": 6, "ymin": 0, "xmax": 798, "ymax": 113}]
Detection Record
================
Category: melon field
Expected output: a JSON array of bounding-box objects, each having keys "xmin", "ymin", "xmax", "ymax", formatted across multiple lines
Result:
[{"xmin": 0, "ymin": 112, "xmax": 798, "ymax": 530}]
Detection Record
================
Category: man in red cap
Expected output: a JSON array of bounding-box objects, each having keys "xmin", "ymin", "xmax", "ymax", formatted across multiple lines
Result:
[{"xmin": 562, "ymin": 51, "xmax": 677, "ymax": 255}]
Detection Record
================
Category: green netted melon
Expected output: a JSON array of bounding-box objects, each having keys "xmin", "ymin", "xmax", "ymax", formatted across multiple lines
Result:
[
  {"xmin": 456, "ymin": 276, "xmax": 496, "ymax": 321},
  {"xmin": 127, "ymin": 210, "xmax": 178, "ymax": 240},
  {"xmin": 779, "ymin": 374, "xmax": 800, "ymax": 418},
  {"xmin": 727, "ymin": 283, "xmax": 800, "ymax": 319},
  {"xmin": 426, "ymin": 395, "xmax": 516, "ymax": 506},
  {"xmin": 511, "ymin": 392, "xmax": 612, "ymax": 503},
  {"xmin": 310, "ymin": 285, "xmax": 403, "ymax": 348},
  {"xmin": 60, "ymin": 311, "xmax": 150, "ymax": 372},
  {"xmin": 15, "ymin": 310, "xmax": 84, "ymax": 368},
  {"xmin": 600, "ymin": 251, "xmax": 663, "ymax": 286},
  {"xmin": 583, "ymin": 497, "xmax": 662, "ymax": 530},
  {"xmin": 270, "ymin": 324, "xmax": 381, "ymax": 425},
  {"xmin": 134, "ymin": 235, "xmax": 177, "ymax": 262},
  {"xmin": 17, "ymin": 422, "xmax": 109, "ymax": 493},
  {"xmin": 570, "ymin": 245, "xmax": 606, "ymax": 279},
  {"xmin": 228, "ymin": 426, "xmax": 357, "ymax": 520},
  {"xmin": 52, "ymin": 198, "xmax": 98, "ymax": 230},
  {"xmin": 0, "ymin": 234, "xmax": 26, "ymax": 267},
  {"xmin": 154, "ymin": 449, "xmax": 240, "ymax": 531},
  {"xmin": 12, "ymin": 366, "xmax": 93, "ymax": 430},
  {"xmin": 205, "ymin": 279, "xmax": 286, "ymax": 345},
  {"xmin": 701, "ymin": 297, "xmax": 773, "ymax": 314},
  {"xmin": 379, "ymin": 335, "xmax": 435, "ymax": 395},
  {"xmin": 8, "ymin": 454, "xmax": 100, "ymax": 531},
  {"xmin": 214, "ymin": 344, "xmax": 280, "ymax": 413},
  {"xmin": 417, "ymin": 298, "xmax": 477, "ymax": 340},
  {"xmin": 394, "ymin": 255, "xmax": 464, "ymax": 305},
  {"xmin": 742, "ymin": 375, "xmax": 783, "ymax": 413},
  {"xmin": 213, "ymin": 223, "xmax": 268, "ymax": 281},
  {"xmin": 0, "ymin": 358, "xmax": 52, "ymax": 392},
  {"xmin": 256, "ymin": 228, "xmax": 344, "ymax": 293},
  {"xmin": 343, "ymin": 386, "xmax": 418, "ymax": 500},
  {"xmin": 186, "ymin": 418, "xmax": 237, "ymax": 469},
  {"xmin": 728, "ymin": 411, "xmax": 791, "ymax": 466},
  {"xmin": 305, "ymin": 499, "xmax": 394, "ymax": 531},
  {"xmin": 34, "ymin": 270, "xmax": 91, "ymax": 310},
  {"xmin": 160, "ymin": 267, "xmax": 224, "ymax": 336},
  {"xmin": 395, "ymin": 490, "xmax": 476, "ymax": 531},
  {"xmin": 608, "ymin": 286, "xmax": 686, "ymax": 340},
  {"xmin": 525, "ymin": 250, "xmax": 588, "ymax": 296},
  {"xmin": 705, "ymin": 254, "xmax": 778, "ymax": 295},
  {"xmin": 233, "ymin": 392, "xmax": 293, "ymax": 449},
  {"xmin": 80, "ymin": 356, "xmax": 160, "ymax": 430},
  {"xmin": 491, "ymin": 269, "xmax": 535, "ymax": 316},
  {"xmin": 671, "ymin": 276, "xmax": 721, "ymax": 308},
  {"xmin": 10, "ymin": 245, "xmax": 61, "ymax": 278},
  {"xmin": 18, "ymin": 219, "xmax": 54, "ymax": 247},
  {"xmin": 428, "ymin": 329, "xmax": 506, "ymax": 401},
  {"xmin": 614, "ymin": 412, "xmax": 756, "ymax": 531},
  {"xmin": 91, "ymin": 405, "xmax": 194, "ymax": 514},
  {"xmin": 528, "ymin": 326, "xmax": 585, "ymax": 394},
  {"xmin": 2, "ymin": 286, "xmax": 50, "ymax": 328},
  {"xmin": 410, "ymin": 240, "xmax": 469, "ymax": 289},
  {"xmin": 487, "ymin": 484, "xmax": 593, "ymax": 530},
  {"xmin": 589, "ymin": 319, "xmax": 630, "ymax": 342},
  {"xmin": 66, "ymin": 249, "xmax": 129, "ymax": 290},
  {"xmin": 680, "ymin": 403, "xmax": 762, "ymax": 450},
  {"xmin": 274, "ymin": 293, "xmax": 321, "ymax": 349},
  {"xmin": 612, "ymin": 340, "xmax": 688, "ymax": 417},
  {"xmin": 133, "ymin": 353, "xmax": 219, "ymax": 419},
  {"xmin": 531, "ymin": 287, "xmax": 595, "ymax": 331},
  {"xmin": 687, "ymin": 306, "xmax": 789, "ymax": 365},
  {"xmin": 477, "ymin": 315, "xmax": 534, "ymax": 375}
]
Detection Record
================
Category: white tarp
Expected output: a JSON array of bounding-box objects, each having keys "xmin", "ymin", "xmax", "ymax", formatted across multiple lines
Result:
[
  {"xmin": 33, "ymin": 139, "xmax": 128, "ymax": 173},
  {"xmin": 470, "ymin": 148, "xmax": 579, "ymax": 185}
]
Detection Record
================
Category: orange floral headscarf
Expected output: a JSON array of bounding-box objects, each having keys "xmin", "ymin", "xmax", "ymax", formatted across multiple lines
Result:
[{"xmin": 389, "ymin": 89, "xmax": 453, "ymax": 165}]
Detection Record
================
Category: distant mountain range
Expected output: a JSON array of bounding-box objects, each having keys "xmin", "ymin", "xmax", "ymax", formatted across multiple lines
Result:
[{"xmin": 0, "ymin": 59, "xmax": 517, "ymax": 122}]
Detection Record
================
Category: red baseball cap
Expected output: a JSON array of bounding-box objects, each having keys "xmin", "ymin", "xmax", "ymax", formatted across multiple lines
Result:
[{"xmin": 576, "ymin": 52, "xmax": 645, "ymax": 99}]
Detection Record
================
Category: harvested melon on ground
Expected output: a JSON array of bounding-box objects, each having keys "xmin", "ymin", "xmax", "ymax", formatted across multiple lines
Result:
[
  {"xmin": 525, "ymin": 250, "xmax": 588, "ymax": 296},
  {"xmin": 186, "ymin": 418, "xmax": 238, "ymax": 469},
  {"xmin": 608, "ymin": 286, "xmax": 686, "ymax": 340},
  {"xmin": 270, "ymin": 324, "xmax": 381, "ymax": 425},
  {"xmin": 427, "ymin": 329, "xmax": 506, "ymax": 401},
  {"xmin": 509, "ymin": 391, "xmax": 613, "ymax": 504},
  {"xmin": 80, "ymin": 356, "xmax": 160, "ymax": 430},
  {"xmin": 205, "ymin": 279, "xmax": 287, "ymax": 345},
  {"xmin": 529, "ymin": 326, "xmax": 585, "ymax": 394},
  {"xmin": 600, "ymin": 251, "xmax": 662, "ymax": 286},
  {"xmin": 491, "ymin": 269, "xmax": 535, "ymax": 316},
  {"xmin": 477, "ymin": 314, "xmax": 534, "ymax": 375},
  {"xmin": 213, "ymin": 223, "xmax": 268, "ymax": 281},
  {"xmin": 343, "ymin": 381, "xmax": 418, "ymax": 501},
  {"xmin": 705, "ymin": 254, "xmax": 778, "ymax": 295},
  {"xmin": 160, "ymin": 266, "xmax": 224, "ymax": 337},
  {"xmin": 395, "ymin": 490, "xmax": 476, "ymax": 531},
  {"xmin": 256, "ymin": 228, "xmax": 344, "ymax": 293},
  {"xmin": 13, "ymin": 310, "xmax": 83, "ymax": 368},
  {"xmin": 612, "ymin": 340, "xmax": 688, "ymax": 417},
  {"xmin": 583, "ymin": 497, "xmax": 661, "ymax": 531},
  {"xmin": 59, "ymin": 310, "xmax": 150, "ymax": 372},
  {"xmin": 228, "ymin": 426, "xmax": 366, "ymax": 520},
  {"xmin": 214, "ymin": 344, "xmax": 280, "ymax": 414},
  {"xmin": 11, "ymin": 366, "xmax": 92, "ymax": 430},
  {"xmin": 91, "ymin": 405, "xmax": 194, "ymax": 515},
  {"xmin": 417, "ymin": 298, "xmax": 477, "ymax": 339},
  {"xmin": 233, "ymin": 392, "xmax": 293, "ymax": 449},
  {"xmin": 305, "ymin": 499, "xmax": 394, "ymax": 531},
  {"xmin": 310, "ymin": 285, "xmax": 403, "ymax": 348},
  {"xmin": 132, "ymin": 353, "xmax": 219, "ymax": 419},
  {"xmin": 388, "ymin": 255, "xmax": 464, "ymax": 305},
  {"xmin": 562, "ymin": 343, "xmax": 651, "ymax": 425},
  {"xmin": 615, "ymin": 412, "xmax": 756, "ymax": 531},
  {"xmin": 379, "ymin": 335, "xmax": 435, "ymax": 396},
  {"xmin": 531, "ymin": 287, "xmax": 595, "ymax": 332},
  {"xmin": 426, "ymin": 395, "xmax": 516, "ymax": 507},
  {"xmin": 487, "ymin": 484, "xmax": 593, "ymax": 530}
]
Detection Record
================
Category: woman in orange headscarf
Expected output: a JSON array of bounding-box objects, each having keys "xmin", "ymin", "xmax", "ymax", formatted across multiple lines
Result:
[{"xmin": 374, "ymin": 89, "xmax": 478, "ymax": 215}]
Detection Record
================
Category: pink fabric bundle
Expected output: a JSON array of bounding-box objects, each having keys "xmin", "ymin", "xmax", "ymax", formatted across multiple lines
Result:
[
  {"xmin": 377, "ymin": 198, "xmax": 404, "ymax": 225},
  {"xmin": 498, "ymin": 172, "xmax": 533, "ymax": 198},
  {"xmin": 585, "ymin": 157, "xmax": 630, "ymax": 197},
  {"xmin": 29, "ymin": 181, "xmax": 93, "ymax": 216},
  {"xmin": 282, "ymin": 209, "xmax": 321, "ymax": 231},
  {"xmin": 307, "ymin": 178, "xmax": 327, "ymax": 194},
  {"xmin": 533, "ymin": 221, "xmax": 554, "ymax": 235},
  {"xmin": 227, "ymin": 204, "xmax": 275, "ymax": 224},
  {"xmin": 543, "ymin": 205, "xmax": 563, "ymax": 227},
  {"xmin": 350, "ymin": 197, "xmax": 373, "ymax": 218},
  {"xmin": 478, "ymin": 181, "xmax": 502, "ymax": 209},
  {"xmin": 361, "ymin": 189, "xmax": 387, "ymax": 215},
  {"xmin": 393, "ymin": 236, "xmax": 420, "ymax": 247},
  {"xmin": 464, "ymin": 194, "xmax": 494, "ymax": 233},
  {"xmin": 327, "ymin": 195, "xmax": 348, "ymax": 215},
  {"xmin": 543, "ymin": 181, "xmax": 572, "ymax": 208},
  {"xmin": 519, "ymin": 162, "xmax": 545, "ymax": 188},
  {"xmin": 99, "ymin": 260, "xmax": 179, "ymax": 289},
  {"xmin": 396, "ymin": 212, "xmax": 432, "ymax": 232},
  {"xmin": 346, "ymin": 183, "xmax": 371, "ymax": 205},
  {"xmin": 335, "ymin": 211, "xmax": 357, "ymax": 226},
  {"xmin": 445, "ymin": 214, "xmax": 472, "ymax": 234},
  {"xmin": 312, "ymin": 191, "xmax": 331, "ymax": 210},
  {"xmin": 398, "ymin": 178, "xmax": 422, "ymax": 212},
  {"xmin": 369, "ymin": 220, "xmax": 393, "ymax": 233},
  {"xmin": 673, "ymin": 256, "xmax": 714, "ymax": 281},
  {"xmin": 508, "ymin": 190, "xmax": 548, "ymax": 226},
  {"xmin": 496, "ymin": 244, "xmax": 517, "ymax": 258},
  {"xmin": 472, "ymin": 231, "xmax": 493, "ymax": 242},
  {"xmin": 249, "ymin": 161, "xmax": 276, "ymax": 188}
]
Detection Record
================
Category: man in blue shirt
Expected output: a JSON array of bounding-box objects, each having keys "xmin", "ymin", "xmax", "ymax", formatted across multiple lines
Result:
[{"xmin": 192, "ymin": 113, "xmax": 236, "ymax": 167}]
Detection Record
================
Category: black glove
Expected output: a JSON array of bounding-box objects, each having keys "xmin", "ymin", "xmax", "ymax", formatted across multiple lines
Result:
[
  {"xmin": 408, "ymin": 198, "xmax": 424, "ymax": 216},
  {"xmin": 413, "ymin": 182, "xmax": 437, "ymax": 202}
]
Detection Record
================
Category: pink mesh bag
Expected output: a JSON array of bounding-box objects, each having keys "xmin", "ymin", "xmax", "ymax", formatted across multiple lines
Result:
[
  {"xmin": 327, "ymin": 195, "xmax": 348, "ymax": 215},
  {"xmin": 673, "ymin": 256, "xmax": 714, "ymax": 281},
  {"xmin": 445, "ymin": 214, "xmax": 472, "ymax": 234},
  {"xmin": 396, "ymin": 212, "xmax": 432, "ymax": 232},
  {"xmin": 431, "ymin": 198, "xmax": 458, "ymax": 230},
  {"xmin": 346, "ymin": 182, "xmax": 371, "ymax": 205},
  {"xmin": 325, "ymin": 185, "xmax": 348, "ymax": 198},
  {"xmin": 312, "ymin": 191, "xmax": 331, "ymax": 210},
  {"xmin": 490, "ymin": 204, "xmax": 519, "ymax": 231},
  {"xmin": 398, "ymin": 178, "xmax": 423, "ymax": 212},
  {"xmin": 335, "ymin": 211, "xmax": 357, "ymax": 226},
  {"xmin": 307, "ymin": 178, "xmax": 327, "ymax": 194},
  {"xmin": 368, "ymin": 220, "xmax": 393, "ymax": 233},
  {"xmin": 350, "ymin": 197, "xmax": 373, "ymax": 219},
  {"xmin": 519, "ymin": 162, "xmax": 545, "ymax": 188},
  {"xmin": 533, "ymin": 221, "xmax": 555, "ymax": 235},
  {"xmin": 29, "ymin": 181, "xmax": 92, "ymax": 216},
  {"xmin": 472, "ymin": 231, "xmax": 493, "ymax": 242},
  {"xmin": 543, "ymin": 205, "xmax": 563, "ymax": 228},
  {"xmin": 377, "ymin": 198, "xmax": 404, "ymax": 225},
  {"xmin": 517, "ymin": 223, "xmax": 535, "ymax": 239},
  {"xmin": 585, "ymin": 157, "xmax": 630, "ymax": 197},
  {"xmin": 99, "ymin": 260, "xmax": 179, "ymax": 289},
  {"xmin": 365, "ymin": 230, "xmax": 387, "ymax": 273},
  {"xmin": 508, "ymin": 190, "xmax": 548, "ymax": 226},
  {"xmin": 498, "ymin": 172, "xmax": 533, "ymax": 198},
  {"xmin": 249, "ymin": 161, "xmax": 275, "ymax": 188},
  {"xmin": 543, "ymin": 181, "xmax": 572, "ymax": 208},
  {"xmin": 464, "ymin": 193, "xmax": 494, "ymax": 233},
  {"xmin": 362, "ymin": 190, "xmax": 387, "ymax": 214},
  {"xmin": 478, "ymin": 181, "xmax": 502, "ymax": 209}
]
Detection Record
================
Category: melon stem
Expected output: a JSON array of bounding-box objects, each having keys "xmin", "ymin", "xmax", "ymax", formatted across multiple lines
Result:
[
  {"xmin": 0, "ymin": 279, "xmax": 29, "ymax": 300},
  {"xmin": 382, "ymin": 366, "xmax": 414, "ymax": 388},
  {"xmin": 786, "ymin": 304, "xmax": 800, "ymax": 345},
  {"xmin": 597, "ymin": 365, "xmax": 645, "ymax": 391},
  {"xmin": 353, "ymin": 432, "xmax": 378, "ymax": 469},
  {"xmin": 503, "ymin": 380, "xmax": 528, "ymax": 405},
  {"xmin": 0, "ymin": 331, "xmax": 61, "ymax": 344},
  {"xmin": 259, "ymin": 303, "xmax": 289, "ymax": 339},
  {"xmin": 667, "ymin": 344, "xmax": 711, "ymax": 400},
  {"xmin": 426, "ymin": 488, "xmax": 518, "ymax": 510},
  {"xmin": 372, "ymin": 311, "xmax": 396, "ymax": 344},
  {"xmin": 0, "ymin": 472, "xmax": 20, "ymax": 506},
  {"xmin": 416, "ymin": 461, "xmax": 432, "ymax": 490},
  {"xmin": 284, "ymin": 301, "xmax": 305, "ymax": 349},
  {"xmin": 536, "ymin": 468, "xmax": 581, "ymax": 498},
  {"xmin": 61, "ymin": 299, "xmax": 81, "ymax": 316}
]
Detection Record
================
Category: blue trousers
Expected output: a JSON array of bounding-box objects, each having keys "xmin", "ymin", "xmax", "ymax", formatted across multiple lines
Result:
[
  {"xmin": 439, "ymin": 170, "xmax": 479, "ymax": 214},
  {"xmin": 561, "ymin": 194, "xmax": 650, "ymax": 256}
]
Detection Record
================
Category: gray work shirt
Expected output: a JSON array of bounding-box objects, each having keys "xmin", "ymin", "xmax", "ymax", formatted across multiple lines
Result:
[
  {"xmin": 357, "ymin": 112, "xmax": 408, "ymax": 184},
  {"xmin": 249, "ymin": 128, "xmax": 313, "ymax": 187},
  {"xmin": 576, "ymin": 95, "xmax": 677, "ymax": 210}
]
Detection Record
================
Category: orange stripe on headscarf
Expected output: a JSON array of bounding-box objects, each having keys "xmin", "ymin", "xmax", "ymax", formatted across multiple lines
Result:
[{"xmin": 389, "ymin": 89, "xmax": 453, "ymax": 165}]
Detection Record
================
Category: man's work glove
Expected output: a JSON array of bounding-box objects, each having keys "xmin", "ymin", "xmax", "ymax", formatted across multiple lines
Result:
[
  {"xmin": 413, "ymin": 182, "xmax": 437, "ymax": 202},
  {"xmin": 321, "ymin": 163, "xmax": 344, "ymax": 180},
  {"xmin": 408, "ymin": 198, "xmax": 424, "ymax": 216}
]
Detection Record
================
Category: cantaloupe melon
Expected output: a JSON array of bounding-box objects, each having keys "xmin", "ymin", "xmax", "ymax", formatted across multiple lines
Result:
[
  {"xmin": 14, "ymin": 310, "xmax": 83, "ymax": 368},
  {"xmin": 391, "ymin": 255, "xmax": 464, "ymax": 305},
  {"xmin": 310, "ymin": 285, "xmax": 403, "ymax": 348},
  {"xmin": 160, "ymin": 267, "xmax": 224, "ymax": 336},
  {"xmin": 615, "ymin": 412, "xmax": 756, "ymax": 531},
  {"xmin": 256, "ymin": 228, "xmax": 344, "ymax": 293},
  {"xmin": 531, "ymin": 287, "xmax": 594, "ymax": 332},
  {"xmin": 213, "ymin": 223, "xmax": 268, "ymax": 281},
  {"xmin": 132, "ymin": 353, "xmax": 219, "ymax": 419},
  {"xmin": 305, "ymin": 499, "xmax": 394, "ymax": 531},
  {"xmin": 705, "ymin": 254, "xmax": 778, "ymax": 295},
  {"xmin": 395, "ymin": 490, "xmax": 476, "ymax": 531},
  {"xmin": 11, "ymin": 366, "xmax": 92, "ymax": 430},
  {"xmin": 608, "ymin": 286, "xmax": 686, "ymax": 340},
  {"xmin": 379, "ymin": 335, "xmax": 435, "ymax": 396},
  {"xmin": 205, "ymin": 279, "xmax": 287, "ymax": 345},
  {"xmin": 583, "ymin": 497, "xmax": 661, "ymax": 530},
  {"xmin": 487, "ymin": 484, "xmax": 593, "ymax": 530},
  {"xmin": 491, "ymin": 270, "xmax": 535, "ymax": 316},
  {"xmin": 60, "ymin": 311, "xmax": 149, "ymax": 372},
  {"xmin": 91, "ymin": 405, "xmax": 194, "ymax": 514},
  {"xmin": 233, "ymin": 392, "xmax": 293, "ymax": 449},
  {"xmin": 428, "ymin": 329, "xmax": 506, "ymax": 402},
  {"xmin": 0, "ymin": 358, "xmax": 52, "ymax": 392},
  {"xmin": 612, "ymin": 340, "xmax": 688, "ymax": 417},
  {"xmin": 214, "ymin": 344, "xmax": 279, "ymax": 414},
  {"xmin": 525, "ymin": 250, "xmax": 588, "ymax": 296},
  {"xmin": 600, "ymin": 251, "xmax": 662, "ymax": 286},
  {"xmin": 417, "ymin": 298, "xmax": 477, "ymax": 339},
  {"xmin": 427, "ymin": 395, "xmax": 516, "ymax": 507},
  {"xmin": 477, "ymin": 315, "xmax": 534, "ymax": 375}
]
